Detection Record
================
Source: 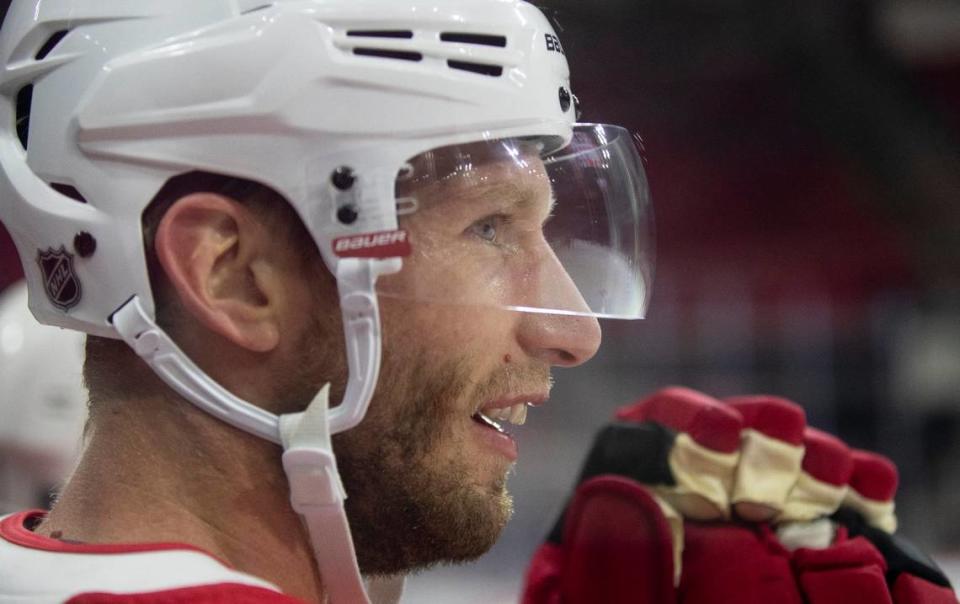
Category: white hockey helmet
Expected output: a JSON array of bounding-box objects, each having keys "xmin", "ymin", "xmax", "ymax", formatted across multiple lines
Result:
[
  {"xmin": 0, "ymin": 1, "xmax": 654, "ymax": 601},
  {"xmin": 0, "ymin": 281, "xmax": 86, "ymax": 512}
]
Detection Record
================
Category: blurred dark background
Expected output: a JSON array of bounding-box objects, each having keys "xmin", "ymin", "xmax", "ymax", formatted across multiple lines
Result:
[{"xmin": 1, "ymin": 0, "xmax": 958, "ymax": 601}]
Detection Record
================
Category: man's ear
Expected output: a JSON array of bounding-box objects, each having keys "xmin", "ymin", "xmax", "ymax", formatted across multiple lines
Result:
[{"xmin": 153, "ymin": 193, "xmax": 281, "ymax": 353}]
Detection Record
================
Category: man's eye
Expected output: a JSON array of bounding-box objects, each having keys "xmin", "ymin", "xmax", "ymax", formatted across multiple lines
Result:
[{"xmin": 468, "ymin": 215, "xmax": 508, "ymax": 244}]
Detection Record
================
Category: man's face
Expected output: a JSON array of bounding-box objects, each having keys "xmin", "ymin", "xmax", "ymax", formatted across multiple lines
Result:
[{"xmin": 315, "ymin": 143, "xmax": 601, "ymax": 575}]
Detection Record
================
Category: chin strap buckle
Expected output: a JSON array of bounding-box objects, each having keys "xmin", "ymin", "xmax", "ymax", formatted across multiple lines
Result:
[
  {"xmin": 281, "ymin": 386, "xmax": 345, "ymax": 509},
  {"xmin": 280, "ymin": 385, "xmax": 376, "ymax": 604},
  {"xmin": 283, "ymin": 446, "xmax": 346, "ymax": 510}
]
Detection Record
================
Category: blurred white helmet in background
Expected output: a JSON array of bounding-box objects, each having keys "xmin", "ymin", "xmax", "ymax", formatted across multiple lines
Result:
[{"xmin": 0, "ymin": 281, "xmax": 86, "ymax": 513}]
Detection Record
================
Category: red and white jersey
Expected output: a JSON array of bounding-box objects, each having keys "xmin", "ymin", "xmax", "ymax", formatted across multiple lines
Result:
[{"xmin": 0, "ymin": 510, "xmax": 306, "ymax": 603}]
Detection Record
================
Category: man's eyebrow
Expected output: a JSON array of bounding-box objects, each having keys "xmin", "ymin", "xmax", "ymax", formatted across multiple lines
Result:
[{"xmin": 446, "ymin": 179, "xmax": 555, "ymax": 215}]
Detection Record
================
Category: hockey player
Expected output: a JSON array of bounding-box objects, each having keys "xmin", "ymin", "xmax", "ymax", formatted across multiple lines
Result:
[
  {"xmin": 0, "ymin": 1, "xmax": 652, "ymax": 602},
  {"xmin": 0, "ymin": 2, "xmax": 951, "ymax": 604}
]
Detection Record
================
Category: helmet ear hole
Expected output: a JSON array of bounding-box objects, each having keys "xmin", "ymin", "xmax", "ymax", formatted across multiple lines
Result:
[
  {"xmin": 240, "ymin": 4, "xmax": 273, "ymax": 15},
  {"xmin": 49, "ymin": 183, "xmax": 87, "ymax": 204},
  {"xmin": 13, "ymin": 29, "xmax": 73, "ymax": 152},
  {"xmin": 34, "ymin": 29, "xmax": 70, "ymax": 60},
  {"xmin": 15, "ymin": 84, "xmax": 32, "ymax": 150}
]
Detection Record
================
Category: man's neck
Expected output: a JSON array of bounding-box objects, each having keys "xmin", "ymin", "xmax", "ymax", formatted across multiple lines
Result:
[{"xmin": 36, "ymin": 393, "xmax": 327, "ymax": 603}]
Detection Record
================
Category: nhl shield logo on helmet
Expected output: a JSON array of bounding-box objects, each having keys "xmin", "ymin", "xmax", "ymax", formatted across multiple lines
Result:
[{"xmin": 36, "ymin": 246, "xmax": 81, "ymax": 311}]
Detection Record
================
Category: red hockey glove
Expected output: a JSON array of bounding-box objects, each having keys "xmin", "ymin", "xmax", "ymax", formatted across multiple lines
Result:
[{"xmin": 521, "ymin": 387, "xmax": 957, "ymax": 604}]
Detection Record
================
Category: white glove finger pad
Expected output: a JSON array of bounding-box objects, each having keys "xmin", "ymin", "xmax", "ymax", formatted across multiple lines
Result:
[
  {"xmin": 662, "ymin": 433, "xmax": 739, "ymax": 521},
  {"xmin": 843, "ymin": 489, "xmax": 897, "ymax": 534},
  {"xmin": 650, "ymin": 490, "xmax": 685, "ymax": 586},
  {"xmin": 732, "ymin": 428, "xmax": 805, "ymax": 521},
  {"xmin": 779, "ymin": 471, "xmax": 848, "ymax": 523},
  {"xmin": 725, "ymin": 396, "xmax": 806, "ymax": 521},
  {"xmin": 845, "ymin": 450, "xmax": 899, "ymax": 534},
  {"xmin": 779, "ymin": 428, "xmax": 853, "ymax": 523}
]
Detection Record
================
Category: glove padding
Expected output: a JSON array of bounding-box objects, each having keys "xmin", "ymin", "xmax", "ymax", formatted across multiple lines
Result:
[
  {"xmin": 522, "ymin": 387, "xmax": 957, "ymax": 604},
  {"xmin": 525, "ymin": 475, "xmax": 677, "ymax": 604},
  {"xmin": 614, "ymin": 387, "xmax": 742, "ymax": 521},
  {"xmin": 725, "ymin": 395, "xmax": 807, "ymax": 522}
]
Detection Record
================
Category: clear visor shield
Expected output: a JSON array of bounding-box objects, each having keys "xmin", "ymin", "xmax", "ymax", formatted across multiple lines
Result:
[{"xmin": 379, "ymin": 124, "xmax": 654, "ymax": 319}]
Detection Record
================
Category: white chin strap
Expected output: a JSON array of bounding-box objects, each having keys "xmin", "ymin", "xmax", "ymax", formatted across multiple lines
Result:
[{"xmin": 112, "ymin": 258, "xmax": 403, "ymax": 604}]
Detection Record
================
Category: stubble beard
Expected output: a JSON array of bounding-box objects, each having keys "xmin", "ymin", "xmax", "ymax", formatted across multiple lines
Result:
[
  {"xmin": 286, "ymin": 294, "xmax": 550, "ymax": 577},
  {"xmin": 332, "ymin": 351, "xmax": 516, "ymax": 577}
]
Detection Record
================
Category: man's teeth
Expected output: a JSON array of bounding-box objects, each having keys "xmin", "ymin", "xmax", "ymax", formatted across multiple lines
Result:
[
  {"xmin": 476, "ymin": 412, "xmax": 504, "ymax": 433},
  {"xmin": 479, "ymin": 403, "xmax": 528, "ymax": 426},
  {"xmin": 510, "ymin": 403, "xmax": 528, "ymax": 425}
]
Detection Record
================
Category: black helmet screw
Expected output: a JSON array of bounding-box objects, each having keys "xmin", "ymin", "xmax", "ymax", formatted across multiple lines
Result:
[
  {"xmin": 73, "ymin": 232, "xmax": 97, "ymax": 258},
  {"xmin": 337, "ymin": 205, "xmax": 359, "ymax": 225},
  {"xmin": 331, "ymin": 166, "xmax": 356, "ymax": 191}
]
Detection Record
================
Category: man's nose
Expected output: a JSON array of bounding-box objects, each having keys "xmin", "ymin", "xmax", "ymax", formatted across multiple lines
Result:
[
  {"xmin": 514, "ymin": 245, "xmax": 602, "ymax": 367},
  {"xmin": 516, "ymin": 309, "xmax": 601, "ymax": 367}
]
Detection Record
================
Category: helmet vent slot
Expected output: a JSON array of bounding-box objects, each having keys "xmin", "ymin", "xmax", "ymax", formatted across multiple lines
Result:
[
  {"xmin": 49, "ymin": 183, "xmax": 88, "ymax": 204},
  {"xmin": 439, "ymin": 32, "xmax": 507, "ymax": 48},
  {"xmin": 240, "ymin": 4, "xmax": 272, "ymax": 14},
  {"xmin": 447, "ymin": 60, "xmax": 502, "ymax": 77},
  {"xmin": 35, "ymin": 30, "xmax": 70, "ymax": 61},
  {"xmin": 15, "ymin": 85, "xmax": 33, "ymax": 150},
  {"xmin": 347, "ymin": 30, "xmax": 414, "ymax": 39},
  {"xmin": 353, "ymin": 48, "xmax": 422, "ymax": 62}
]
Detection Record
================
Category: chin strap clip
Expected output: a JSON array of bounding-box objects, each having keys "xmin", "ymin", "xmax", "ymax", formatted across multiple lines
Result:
[{"xmin": 281, "ymin": 385, "xmax": 375, "ymax": 604}]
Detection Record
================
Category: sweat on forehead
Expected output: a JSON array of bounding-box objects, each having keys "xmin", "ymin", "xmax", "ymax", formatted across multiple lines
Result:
[{"xmin": 398, "ymin": 148, "xmax": 553, "ymax": 214}]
